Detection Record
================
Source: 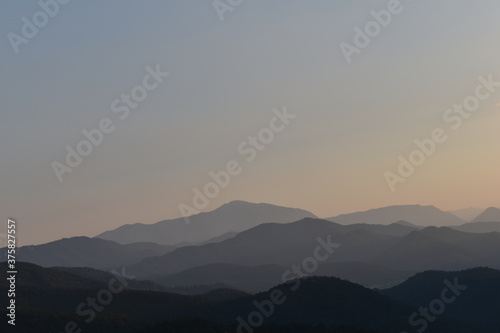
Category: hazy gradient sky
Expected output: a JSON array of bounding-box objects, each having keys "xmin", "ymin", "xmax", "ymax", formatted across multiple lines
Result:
[{"xmin": 1, "ymin": 0, "xmax": 500, "ymax": 245}]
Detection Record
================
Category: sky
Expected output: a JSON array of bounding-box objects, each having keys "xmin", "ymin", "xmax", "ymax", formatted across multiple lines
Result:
[{"xmin": 1, "ymin": 0, "xmax": 500, "ymax": 246}]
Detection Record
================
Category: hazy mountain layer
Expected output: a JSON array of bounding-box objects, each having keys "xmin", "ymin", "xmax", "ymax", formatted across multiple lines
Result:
[
  {"xmin": 0, "ymin": 237, "xmax": 175, "ymax": 269},
  {"xmin": 328, "ymin": 204, "xmax": 465, "ymax": 226},
  {"xmin": 472, "ymin": 207, "xmax": 500, "ymax": 222},
  {"xmin": 97, "ymin": 201, "xmax": 317, "ymax": 245}
]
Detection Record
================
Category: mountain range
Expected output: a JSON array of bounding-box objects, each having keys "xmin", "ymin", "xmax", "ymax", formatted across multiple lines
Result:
[
  {"xmin": 328, "ymin": 204, "xmax": 465, "ymax": 226},
  {"xmin": 127, "ymin": 218, "xmax": 500, "ymax": 283},
  {"xmin": 2, "ymin": 201, "xmax": 500, "ymax": 332},
  {"xmin": 4, "ymin": 202, "xmax": 500, "ymax": 291},
  {"xmin": 0, "ymin": 237, "xmax": 175, "ymax": 269},
  {"xmin": 96, "ymin": 201, "xmax": 316, "ymax": 245},
  {"xmin": 127, "ymin": 218, "xmax": 405, "ymax": 278}
]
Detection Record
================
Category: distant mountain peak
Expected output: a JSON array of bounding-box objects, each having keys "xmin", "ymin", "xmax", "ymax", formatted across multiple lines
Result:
[
  {"xmin": 96, "ymin": 201, "xmax": 316, "ymax": 245},
  {"xmin": 472, "ymin": 207, "xmax": 500, "ymax": 223},
  {"xmin": 327, "ymin": 204, "xmax": 464, "ymax": 226}
]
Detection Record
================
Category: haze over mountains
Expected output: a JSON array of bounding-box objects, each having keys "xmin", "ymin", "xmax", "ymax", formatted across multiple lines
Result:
[
  {"xmin": 450, "ymin": 207, "xmax": 500, "ymax": 233},
  {"xmin": 127, "ymin": 219, "xmax": 500, "ymax": 284},
  {"xmin": 3, "ymin": 201, "xmax": 500, "ymax": 332},
  {"xmin": 370, "ymin": 227, "xmax": 500, "ymax": 271},
  {"xmin": 7, "ymin": 1, "xmax": 500, "ymax": 332},
  {"xmin": 449, "ymin": 207, "xmax": 484, "ymax": 222},
  {"xmin": 0, "ymin": 237, "xmax": 175, "ymax": 269},
  {"xmin": 3, "ymin": 202, "xmax": 500, "ymax": 277},
  {"xmin": 328, "ymin": 204, "xmax": 465, "ymax": 226},
  {"xmin": 127, "ymin": 218, "xmax": 411, "ymax": 278},
  {"xmin": 97, "ymin": 201, "xmax": 316, "ymax": 245}
]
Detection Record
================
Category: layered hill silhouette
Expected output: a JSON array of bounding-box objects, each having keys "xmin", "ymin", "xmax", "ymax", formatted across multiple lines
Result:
[
  {"xmin": 328, "ymin": 204, "xmax": 465, "ymax": 226},
  {"xmin": 0, "ymin": 237, "xmax": 175, "ymax": 269},
  {"xmin": 97, "ymin": 201, "xmax": 316, "ymax": 245},
  {"xmin": 197, "ymin": 276, "xmax": 479, "ymax": 332},
  {"xmin": 6, "ymin": 201, "xmax": 500, "ymax": 294},
  {"xmin": 0, "ymin": 203, "xmax": 423, "ymax": 272},
  {"xmin": 127, "ymin": 219, "xmax": 500, "ymax": 283},
  {"xmin": 52, "ymin": 266, "xmax": 172, "ymax": 292},
  {"xmin": 451, "ymin": 221, "xmax": 500, "ymax": 233},
  {"xmin": 448, "ymin": 207, "xmax": 500, "ymax": 233},
  {"xmin": 0, "ymin": 262, "xmax": 169, "ymax": 292},
  {"xmin": 127, "ymin": 218, "xmax": 408, "ymax": 278},
  {"xmin": 4, "ymin": 201, "xmax": 500, "ymax": 333},
  {"xmin": 1, "ymin": 263, "xmax": 486, "ymax": 333},
  {"xmin": 155, "ymin": 262, "xmax": 413, "ymax": 292},
  {"xmin": 370, "ymin": 227, "xmax": 500, "ymax": 271}
]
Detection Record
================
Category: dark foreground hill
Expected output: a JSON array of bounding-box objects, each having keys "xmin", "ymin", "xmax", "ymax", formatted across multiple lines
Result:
[
  {"xmin": 382, "ymin": 267, "xmax": 500, "ymax": 331},
  {"xmin": 1, "ymin": 312, "xmax": 382, "ymax": 333},
  {"xmin": 0, "ymin": 262, "xmax": 489, "ymax": 333}
]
